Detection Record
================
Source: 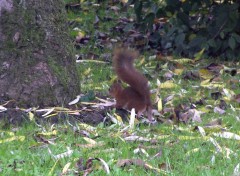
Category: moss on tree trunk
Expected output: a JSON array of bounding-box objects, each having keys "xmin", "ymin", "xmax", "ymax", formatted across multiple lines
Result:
[{"xmin": 0, "ymin": 0, "xmax": 80, "ymax": 107}]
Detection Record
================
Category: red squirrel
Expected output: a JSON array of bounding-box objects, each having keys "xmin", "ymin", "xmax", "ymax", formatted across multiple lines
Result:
[{"xmin": 109, "ymin": 48, "xmax": 154, "ymax": 121}]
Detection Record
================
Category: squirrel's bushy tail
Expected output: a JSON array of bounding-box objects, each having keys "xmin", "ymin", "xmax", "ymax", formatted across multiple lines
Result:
[{"xmin": 113, "ymin": 48, "xmax": 151, "ymax": 106}]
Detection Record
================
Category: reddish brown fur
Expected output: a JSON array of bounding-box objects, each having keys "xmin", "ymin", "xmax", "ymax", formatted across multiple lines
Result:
[{"xmin": 109, "ymin": 48, "xmax": 153, "ymax": 121}]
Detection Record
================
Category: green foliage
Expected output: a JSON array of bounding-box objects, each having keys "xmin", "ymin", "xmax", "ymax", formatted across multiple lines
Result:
[{"xmin": 132, "ymin": 0, "xmax": 240, "ymax": 60}]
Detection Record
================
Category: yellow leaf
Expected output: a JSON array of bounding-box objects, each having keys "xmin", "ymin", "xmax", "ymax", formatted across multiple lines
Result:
[
  {"xmin": 0, "ymin": 136, "xmax": 25, "ymax": 144},
  {"xmin": 62, "ymin": 162, "xmax": 71, "ymax": 175},
  {"xmin": 54, "ymin": 107, "xmax": 70, "ymax": 111},
  {"xmin": 157, "ymin": 79, "xmax": 161, "ymax": 86},
  {"xmin": 48, "ymin": 159, "xmax": 59, "ymax": 176},
  {"xmin": 44, "ymin": 113, "xmax": 58, "ymax": 118},
  {"xmin": 28, "ymin": 112, "xmax": 35, "ymax": 121},
  {"xmin": 38, "ymin": 130, "xmax": 57, "ymax": 136},
  {"xmin": 162, "ymin": 62, "xmax": 168, "ymax": 69},
  {"xmin": 120, "ymin": 0, "xmax": 128, "ymax": 3},
  {"xmin": 156, "ymin": 135, "xmax": 170, "ymax": 140},
  {"xmin": 158, "ymin": 98, "xmax": 162, "ymax": 111},
  {"xmin": 78, "ymin": 31, "xmax": 85, "ymax": 38},
  {"xmin": 173, "ymin": 58, "xmax": 193, "ymax": 64},
  {"xmin": 83, "ymin": 137, "xmax": 97, "ymax": 145},
  {"xmin": 138, "ymin": 57, "xmax": 145, "ymax": 66},
  {"xmin": 84, "ymin": 68, "xmax": 91, "ymax": 75},
  {"xmin": 75, "ymin": 18, "xmax": 82, "ymax": 22},
  {"xmin": 160, "ymin": 81, "xmax": 177, "ymax": 89},
  {"xmin": 78, "ymin": 123, "xmax": 96, "ymax": 132},
  {"xmin": 173, "ymin": 68, "xmax": 184, "ymax": 75},
  {"xmin": 115, "ymin": 114, "xmax": 123, "ymax": 124},
  {"xmin": 198, "ymin": 107, "xmax": 211, "ymax": 113},
  {"xmin": 199, "ymin": 69, "xmax": 214, "ymax": 79},
  {"xmin": 194, "ymin": 48, "xmax": 205, "ymax": 61},
  {"xmin": 0, "ymin": 130, "xmax": 14, "ymax": 136},
  {"xmin": 178, "ymin": 136, "xmax": 209, "ymax": 140},
  {"xmin": 144, "ymin": 163, "xmax": 163, "ymax": 174},
  {"xmin": 195, "ymin": 91, "xmax": 202, "ymax": 98},
  {"xmin": 200, "ymin": 79, "xmax": 211, "ymax": 86},
  {"xmin": 185, "ymin": 148, "xmax": 200, "ymax": 156},
  {"xmin": 204, "ymin": 126, "xmax": 226, "ymax": 133},
  {"xmin": 200, "ymin": 80, "xmax": 224, "ymax": 88}
]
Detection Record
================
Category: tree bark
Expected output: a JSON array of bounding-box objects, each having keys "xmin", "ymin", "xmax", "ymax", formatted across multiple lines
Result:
[{"xmin": 0, "ymin": 0, "xmax": 80, "ymax": 107}]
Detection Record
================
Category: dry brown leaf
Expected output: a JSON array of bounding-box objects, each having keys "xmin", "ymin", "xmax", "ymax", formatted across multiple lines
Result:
[
  {"xmin": 117, "ymin": 159, "xmax": 166, "ymax": 174},
  {"xmin": 205, "ymin": 63, "xmax": 223, "ymax": 73},
  {"xmin": 205, "ymin": 119, "xmax": 222, "ymax": 127},
  {"xmin": 233, "ymin": 94, "xmax": 240, "ymax": 103},
  {"xmin": 179, "ymin": 109, "xmax": 202, "ymax": 123},
  {"xmin": 151, "ymin": 149, "xmax": 162, "ymax": 159},
  {"xmin": 83, "ymin": 158, "xmax": 110, "ymax": 175}
]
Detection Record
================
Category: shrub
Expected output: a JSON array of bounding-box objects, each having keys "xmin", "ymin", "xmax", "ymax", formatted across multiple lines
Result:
[{"xmin": 130, "ymin": 0, "xmax": 240, "ymax": 60}]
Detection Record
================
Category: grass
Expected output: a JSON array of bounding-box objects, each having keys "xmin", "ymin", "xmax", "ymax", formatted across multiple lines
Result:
[
  {"xmin": 1, "ymin": 119, "xmax": 239, "ymax": 175},
  {"xmin": 0, "ymin": 1, "xmax": 240, "ymax": 175}
]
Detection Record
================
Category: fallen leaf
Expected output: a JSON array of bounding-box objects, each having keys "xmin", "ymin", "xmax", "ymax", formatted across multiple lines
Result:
[
  {"xmin": 41, "ymin": 108, "xmax": 55, "ymax": 117},
  {"xmin": 185, "ymin": 148, "xmax": 200, "ymax": 157},
  {"xmin": 133, "ymin": 148, "xmax": 149, "ymax": 157},
  {"xmin": 195, "ymin": 126, "xmax": 206, "ymax": 136},
  {"xmin": 179, "ymin": 109, "xmax": 203, "ymax": 123},
  {"xmin": 68, "ymin": 95, "xmax": 81, "ymax": 105},
  {"xmin": 0, "ymin": 105, "xmax": 7, "ymax": 112},
  {"xmin": 95, "ymin": 158, "xmax": 110, "ymax": 174},
  {"xmin": 173, "ymin": 58, "xmax": 193, "ymax": 64},
  {"xmin": 213, "ymin": 132, "xmax": 240, "ymax": 140},
  {"xmin": 213, "ymin": 107, "xmax": 225, "ymax": 114},
  {"xmin": 129, "ymin": 108, "xmax": 136, "ymax": 129},
  {"xmin": 205, "ymin": 63, "xmax": 223, "ymax": 73},
  {"xmin": 84, "ymin": 158, "xmax": 110, "ymax": 175},
  {"xmin": 76, "ymin": 142, "xmax": 105, "ymax": 149},
  {"xmin": 149, "ymin": 148, "xmax": 162, "ymax": 159},
  {"xmin": 173, "ymin": 68, "xmax": 184, "ymax": 75},
  {"xmin": 233, "ymin": 94, "xmax": 240, "ymax": 103},
  {"xmin": 159, "ymin": 81, "xmax": 177, "ymax": 89},
  {"xmin": 233, "ymin": 163, "xmax": 240, "ymax": 176},
  {"xmin": 117, "ymin": 159, "xmax": 167, "ymax": 174},
  {"xmin": 199, "ymin": 69, "xmax": 214, "ymax": 79},
  {"xmin": 28, "ymin": 112, "xmax": 35, "ymax": 121},
  {"xmin": 48, "ymin": 147, "xmax": 73, "ymax": 160},
  {"xmin": 209, "ymin": 137, "xmax": 222, "ymax": 153},
  {"xmin": 83, "ymin": 137, "xmax": 97, "ymax": 145},
  {"xmin": 0, "ymin": 136, "xmax": 25, "ymax": 144},
  {"xmin": 124, "ymin": 135, "xmax": 151, "ymax": 142},
  {"xmin": 205, "ymin": 118, "xmax": 222, "ymax": 127},
  {"xmin": 157, "ymin": 98, "xmax": 162, "ymax": 112},
  {"xmin": 61, "ymin": 162, "xmax": 71, "ymax": 175}
]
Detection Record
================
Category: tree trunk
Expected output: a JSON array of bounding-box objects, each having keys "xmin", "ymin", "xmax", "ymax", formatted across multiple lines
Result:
[{"xmin": 0, "ymin": 0, "xmax": 80, "ymax": 107}]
